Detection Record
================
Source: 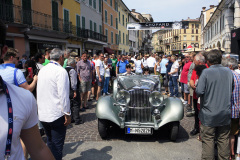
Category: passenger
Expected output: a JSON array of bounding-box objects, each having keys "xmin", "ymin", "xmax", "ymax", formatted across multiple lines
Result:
[
  {"xmin": 143, "ymin": 67, "xmax": 150, "ymax": 75},
  {"xmin": 122, "ymin": 64, "xmax": 135, "ymax": 76}
]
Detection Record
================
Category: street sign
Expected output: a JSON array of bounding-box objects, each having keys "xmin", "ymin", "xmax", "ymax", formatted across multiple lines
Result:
[{"xmin": 127, "ymin": 21, "xmax": 189, "ymax": 30}]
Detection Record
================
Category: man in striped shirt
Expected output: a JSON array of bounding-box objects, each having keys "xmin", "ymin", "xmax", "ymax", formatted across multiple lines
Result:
[{"xmin": 222, "ymin": 57, "xmax": 240, "ymax": 159}]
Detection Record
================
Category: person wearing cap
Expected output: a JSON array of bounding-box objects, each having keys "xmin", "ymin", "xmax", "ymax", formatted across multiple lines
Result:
[
  {"xmin": 122, "ymin": 64, "xmax": 135, "ymax": 76},
  {"xmin": 116, "ymin": 55, "xmax": 129, "ymax": 74}
]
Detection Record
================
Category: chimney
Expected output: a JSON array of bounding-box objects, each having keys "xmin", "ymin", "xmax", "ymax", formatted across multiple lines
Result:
[
  {"xmin": 202, "ymin": 7, "xmax": 206, "ymax": 11},
  {"xmin": 210, "ymin": 5, "xmax": 214, "ymax": 8},
  {"xmin": 132, "ymin": 9, "xmax": 136, "ymax": 12}
]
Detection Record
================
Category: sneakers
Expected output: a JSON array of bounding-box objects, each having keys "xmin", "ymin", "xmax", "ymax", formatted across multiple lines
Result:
[
  {"xmin": 106, "ymin": 92, "xmax": 111, "ymax": 95},
  {"xmin": 190, "ymin": 129, "xmax": 199, "ymax": 136},
  {"xmin": 79, "ymin": 108, "xmax": 85, "ymax": 112},
  {"xmin": 163, "ymin": 91, "xmax": 169, "ymax": 95},
  {"xmin": 183, "ymin": 101, "xmax": 188, "ymax": 105}
]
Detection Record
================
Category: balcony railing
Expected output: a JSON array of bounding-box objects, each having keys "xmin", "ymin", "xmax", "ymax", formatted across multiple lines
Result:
[{"xmin": 0, "ymin": 3, "xmax": 107, "ymax": 42}]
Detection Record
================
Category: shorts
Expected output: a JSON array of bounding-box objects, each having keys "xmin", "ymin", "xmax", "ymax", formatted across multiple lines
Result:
[
  {"xmin": 184, "ymin": 83, "xmax": 190, "ymax": 93},
  {"xmin": 80, "ymin": 81, "xmax": 91, "ymax": 93},
  {"xmin": 96, "ymin": 75, "xmax": 104, "ymax": 87},
  {"xmin": 230, "ymin": 118, "xmax": 239, "ymax": 136}
]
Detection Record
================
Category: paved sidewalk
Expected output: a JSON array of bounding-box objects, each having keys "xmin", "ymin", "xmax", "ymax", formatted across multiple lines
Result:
[
  {"xmin": 61, "ymin": 94, "xmax": 202, "ymax": 160},
  {"xmin": 63, "ymin": 140, "xmax": 201, "ymax": 160}
]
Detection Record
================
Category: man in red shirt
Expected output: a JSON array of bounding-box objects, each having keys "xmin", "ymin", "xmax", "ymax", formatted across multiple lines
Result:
[
  {"xmin": 189, "ymin": 53, "xmax": 208, "ymax": 136},
  {"xmin": 180, "ymin": 53, "xmax": 192, "ymax": 108}
]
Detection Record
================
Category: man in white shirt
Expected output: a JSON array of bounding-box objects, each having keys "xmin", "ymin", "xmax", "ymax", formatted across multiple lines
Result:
[
  {"xmin": 95, "ymin": 53, "xmax": 105, "ymax": 100},
  {"xmin": 147, "ymin": 53, "xmax": 156, "ymax": 74},
  {"xmin": 37, "ymin": 48, "xmax": 71, "ymax": 160},
  {"xmin": 141, "ymin": 54, "xmax": 148, "ymax": 68},
  {"xmin": 168, "ymin": 55, "xmax": 179, "ymax": 97},
  {"xmin": 0, "ymin": 19, "xmax": 54, "ymax": 160}
]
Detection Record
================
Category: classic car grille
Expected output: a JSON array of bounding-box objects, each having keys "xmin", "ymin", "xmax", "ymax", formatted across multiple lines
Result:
[
  {"xmin": 129, "ymin": 89, "xmax": 151, "ymax": 107},
  {"xmin": 127, "ymin": 89, "xmax": 152, "ymax": 122}
]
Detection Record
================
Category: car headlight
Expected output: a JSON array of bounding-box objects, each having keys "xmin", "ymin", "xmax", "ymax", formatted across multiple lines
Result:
[
  {"xmin": 149, "ymin": 91, "xmax": 163, "ymax": 107},
  {"xmin": 115, "ymin": 90, "xmax": 130, "ymax": 106}
]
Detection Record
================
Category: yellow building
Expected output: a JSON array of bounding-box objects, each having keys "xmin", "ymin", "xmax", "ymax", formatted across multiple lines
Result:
[
  {"xmin": 62, "ymin": 0, "xmax": 83, "ymax": 54},
  {"xmin": 152, "ymin": 30, "xmax": 166, "ymax": 54},
  {"xmin": 118, "ymin": 0, "xmax": 130, "ymax": 54},
  {"xmin": 152, "ymin": 18, "xmax": 201, "ymax": 55}
]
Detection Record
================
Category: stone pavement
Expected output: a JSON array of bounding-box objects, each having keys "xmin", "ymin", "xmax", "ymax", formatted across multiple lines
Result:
[
  {"xmin": 62, "ymin": 95, "xmax": 202, "ymax": 160},
  {"xmin": 65, "ymin": 96, "xmax": 196, "ymax": 143}
]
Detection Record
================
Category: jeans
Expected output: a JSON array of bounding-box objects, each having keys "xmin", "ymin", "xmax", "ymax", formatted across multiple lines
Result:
[
  {"xmin": 41, "ymin": 116, "xmax": 67, "ymax": 160},
  {"xmin": 103, "ymin": 77, "xmax": 110, "ymax": 93},
  {"xmin": 169, "ymin": 76, "xmax": 178, "ymax": 97}
]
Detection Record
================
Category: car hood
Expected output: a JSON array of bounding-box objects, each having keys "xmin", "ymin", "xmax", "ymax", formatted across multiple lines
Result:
[{"xmin": 117, "ymin": 75, "xmax": 159, "ymax": 91}]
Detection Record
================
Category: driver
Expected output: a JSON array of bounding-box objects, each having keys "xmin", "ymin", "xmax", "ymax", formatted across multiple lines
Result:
[{"xmin": 122, "ymin": 64, "xmax": 135, "ymax": 76}]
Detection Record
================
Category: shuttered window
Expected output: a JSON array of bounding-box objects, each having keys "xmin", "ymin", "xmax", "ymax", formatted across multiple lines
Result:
[
  {"xmin": 52, "ymin": 1, "xmax": 58, "ymax": 31},
  {"xmin": 90, "ymin": 20, "xmax": 92, "ymax": 31},
  {"xmin": 22, "ymin": 0, "xmax": 32, "ymax": 25},
  {"xmin": 99, "ymin": 0, "xmax": 102, "ymax": 12},
  {"xmin": 94, "ymin": 22, "xmax": 97, "ymax": 32},
  {"xmin": 93, "ymin": 0, "xmax": 96, "ymax": 9},
  {"xmin": 76, "ymin": 15, "xmax": 81, "ymax": 36},
  {"xmin": 82, "ymin": 16, "xmax": 85, "ymax": 29}
]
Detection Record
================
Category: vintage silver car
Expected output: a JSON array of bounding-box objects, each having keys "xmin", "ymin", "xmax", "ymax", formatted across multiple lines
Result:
[{"xmin": 96, "ymin": 74, "xmax": 184, "ymax": 141}]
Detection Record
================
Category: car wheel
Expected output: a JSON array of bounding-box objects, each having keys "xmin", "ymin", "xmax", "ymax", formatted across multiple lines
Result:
[
  {"xmin": 169, "ymin": 121, "xmax": 179, "ymax": 141},
  {"xmin": 98, "ymin": 119, "xmax": 109, "ymax": 139}
]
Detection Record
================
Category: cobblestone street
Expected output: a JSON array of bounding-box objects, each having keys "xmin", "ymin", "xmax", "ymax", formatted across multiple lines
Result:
[{"xmin": 64, "ymin": 96, "xmax": 196, "ymax": 143}]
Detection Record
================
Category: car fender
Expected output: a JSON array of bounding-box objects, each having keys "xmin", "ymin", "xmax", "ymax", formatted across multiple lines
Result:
[
  {"xmin": 96, "ymin": 96, "xmax": 121, "ymax": 126},
  {"xmin": 158, "ymin": 97, "xmax": 184, "ymax": 128}
]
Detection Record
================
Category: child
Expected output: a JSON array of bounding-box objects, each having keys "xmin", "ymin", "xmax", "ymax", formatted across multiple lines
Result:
[{"xmin": 143, "ymin": 67, "xmax": 150, "ymax": 75}]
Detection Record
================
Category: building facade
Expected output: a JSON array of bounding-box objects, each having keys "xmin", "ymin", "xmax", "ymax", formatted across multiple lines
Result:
[
  {"xmin": 1, "ymin": 0, "xmax": 67, "ymax": 58},
  {"xmin": 152, "ymin": 18, "xmax": 201, "ymax": 55},
  {"xmin": 63, "ymin": 0, "xmax": 82, "ymax": 54},
  {"xmin": 80, "ymin": 0, "xmax": 107, "ymax": 54},
  {"xmin": 131, "ymin": 9, "xmax": 146, "ymax": 54},
  {"xmin": 118, "ymin": 0, "xmax": 130, "ymax": 55},
  {"xmin": 142, "ymin": 13, "xmax": 154, "ymax": 54},
  {"xmin": 200, "ymin": 0, "xmax": 240, "ymax": 54},
  {"xmin": 103, "ymin": 0, "xmax": 119, "ymax": 54},
  {"xmin": 129, "ymin": 13, "xmax": 139, "ymax": 55}
]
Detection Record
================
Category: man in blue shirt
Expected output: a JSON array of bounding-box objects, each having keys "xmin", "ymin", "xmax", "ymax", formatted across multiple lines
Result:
[
  {"xmin": 160, "ymin": 55, "xmax": 169, "ymax": 94},
  {"xmin": 116, "ymin": 55, "xmax": 129, "ymax": 74},
  {"xmin": 0, "ymin": 48, "xmax": 37, "ymax": 92}
]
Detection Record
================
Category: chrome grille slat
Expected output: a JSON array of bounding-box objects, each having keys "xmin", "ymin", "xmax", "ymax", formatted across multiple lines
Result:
[{"xmin": 127, "ymin": 89, "xmax": 152, "ymax": 123}]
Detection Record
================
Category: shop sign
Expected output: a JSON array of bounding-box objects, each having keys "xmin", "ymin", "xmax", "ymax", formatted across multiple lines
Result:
[{"xmin": 38, "ymin": 43, "xmax": 62, "ymax": 49}]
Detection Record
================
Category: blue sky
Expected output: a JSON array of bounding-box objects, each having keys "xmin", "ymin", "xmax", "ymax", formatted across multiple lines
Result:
[{"xmin": 122, "ymin": 0, "xmax": 219, "ymax": 22}]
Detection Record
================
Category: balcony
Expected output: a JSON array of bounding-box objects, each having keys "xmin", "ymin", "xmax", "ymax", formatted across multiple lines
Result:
[{"xmin": 0, "ymin": 3, "xmax": 107, "ymax": 42}]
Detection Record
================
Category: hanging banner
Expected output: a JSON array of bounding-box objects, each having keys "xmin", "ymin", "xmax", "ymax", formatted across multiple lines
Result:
[{"xmin": 127, "ymin": 21, "xmax": 189, "ymax": 30}]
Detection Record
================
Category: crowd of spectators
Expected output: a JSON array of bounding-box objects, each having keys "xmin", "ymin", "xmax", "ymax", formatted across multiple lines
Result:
[{"xmin": 1, "ymin": 16, "xmax": 240, "ymax": 160}]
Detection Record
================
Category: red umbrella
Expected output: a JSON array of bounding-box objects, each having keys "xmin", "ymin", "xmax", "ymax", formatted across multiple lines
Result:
[{"xmin": 187, "ymin": 45, "xmax": 192, "ymax": 49}]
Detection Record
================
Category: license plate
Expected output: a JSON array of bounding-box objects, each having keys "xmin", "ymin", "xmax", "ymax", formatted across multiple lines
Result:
[{"xmin": 126, "ymin": 128, "xmax": 152, "ymax": 134}]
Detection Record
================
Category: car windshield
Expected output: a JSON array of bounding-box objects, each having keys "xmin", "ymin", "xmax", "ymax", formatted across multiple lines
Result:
[{"xmin": 117, "ymin": 75, "xmax": 159, "ymax": 90}]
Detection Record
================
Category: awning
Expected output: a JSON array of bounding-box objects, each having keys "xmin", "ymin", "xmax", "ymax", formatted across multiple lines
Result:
[{"xmin": 104, "ymin": 47, "xmax": 114, "ymax": 54}]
